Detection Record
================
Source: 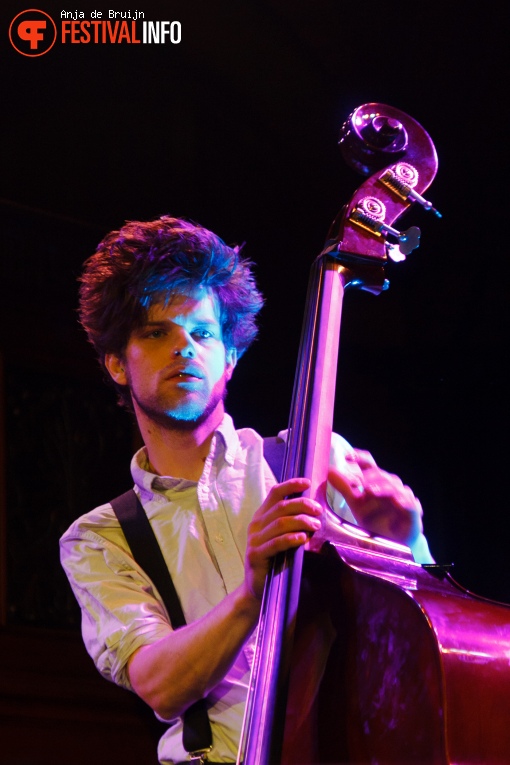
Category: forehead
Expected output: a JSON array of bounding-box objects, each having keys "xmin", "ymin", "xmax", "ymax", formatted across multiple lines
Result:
[{"xmin": 147, "ymin": 287, "xmax": 221, "ymax": 324}]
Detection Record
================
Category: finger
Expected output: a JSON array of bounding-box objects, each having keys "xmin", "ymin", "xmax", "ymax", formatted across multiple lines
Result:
[
  {"xmin": 329, "ymin": 466, "xmax": 410, "ymax": 510},
  {"xmin": 345, "ymin": 449, "xmax": 377, "ymax": 470},
  {"xmin": 260, "ymin": 531, "xmax": 311, "ymax": 556},
  {"xmin": 327, "ymin": 466, "xmax": 364, "ymax": 503},
  {"xmin": 246, "ymin": 532, "xmax": 310, "ymax": 582},
  {"xmin": 247, "ymin": 512, "xmax": 322, "ymax": 567},
  {"xmin": 360, "ymin": 477, "xmax": 420, "ymax": 512},
  {"xmin": 251, "ymin": 519, "xmax": 318, "ymax": 558},
  {"xmin": 254, "ymin": 479, "xmax": 316, "ymax": 526},
  {"xmin": 359, "ymin": 469, "xmax": 404, "ymax": 495},
  {"xmin": 265, "ymin": 512, "xmax": 322, "ymax": 542},
  {"xmin": 252, "ymin": 498, "xmax": 323, "ymax": 537},
  {"xmin": 264, "ymin": 477, "xmax": 312, "ymax": 506},
  {"xmin": 394, "ymin": 487, "xmax": 423, "ymax": 515}
]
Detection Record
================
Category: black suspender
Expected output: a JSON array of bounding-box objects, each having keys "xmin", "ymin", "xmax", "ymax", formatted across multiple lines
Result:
[
  {"xmin": 110, "ymin": 489, "xmax": 213, "ymax": 756},
  {"xmin": 260, "ymin": 435, "xmax": 285, "ymax": 481},
  {"xmin": 109, "ymin": 436, "xmax": 285, "ymax": 756}
]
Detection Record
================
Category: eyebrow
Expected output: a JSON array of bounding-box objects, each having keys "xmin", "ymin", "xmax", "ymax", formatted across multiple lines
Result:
[
  {"xmin": 144, "ymin": 316, "xmax": 220, "ymax": 325},
  {"xmin": 139, "ymin": 317, "xmax": 221, "ymax": 332}
]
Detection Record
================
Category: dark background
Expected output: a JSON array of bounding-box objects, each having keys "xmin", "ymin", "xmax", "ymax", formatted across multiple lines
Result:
[{"xmin": 1, "ymin": 1, "xmax": 508, "ymax": 617}]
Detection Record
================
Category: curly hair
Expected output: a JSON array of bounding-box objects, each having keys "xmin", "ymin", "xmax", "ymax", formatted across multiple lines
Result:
[{"xmin": 79, "ymin": 216, "xmax": 264, "ymax": 407}]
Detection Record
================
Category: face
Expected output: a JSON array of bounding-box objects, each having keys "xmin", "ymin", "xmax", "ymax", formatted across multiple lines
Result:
[{"xmin": 106, "ymin": 288, "xmax": 236, "ymax": 431}]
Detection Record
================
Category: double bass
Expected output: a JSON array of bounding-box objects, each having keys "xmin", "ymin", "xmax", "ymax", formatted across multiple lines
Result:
[{"xmin": 238, "ymin": 104, "xmax": 510, "ymax": 764}]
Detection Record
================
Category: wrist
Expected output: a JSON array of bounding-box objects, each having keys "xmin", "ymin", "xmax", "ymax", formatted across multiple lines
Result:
[
  {"xmin": 409, "ymin": 532, "xmax": 435, "ymax": 564},
  {"xmin": 235, "ymin": 581, "xmax": 263, "ymax": 623}
]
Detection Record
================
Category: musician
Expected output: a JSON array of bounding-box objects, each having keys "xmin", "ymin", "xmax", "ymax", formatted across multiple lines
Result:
[{"xmin": 60, "ymin": 216, "xmax": 433, "ymax": 764}]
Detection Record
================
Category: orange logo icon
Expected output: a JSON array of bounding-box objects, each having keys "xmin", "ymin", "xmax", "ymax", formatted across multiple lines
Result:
[{"xmin": 9, "ymin": 9, "xmax": 57, "ymax": 56}]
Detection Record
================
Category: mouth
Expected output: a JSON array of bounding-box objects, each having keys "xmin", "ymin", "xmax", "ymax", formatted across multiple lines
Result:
[{"xmin": 166, "ymin": 365, "xmax": 204, "ymax": 381}]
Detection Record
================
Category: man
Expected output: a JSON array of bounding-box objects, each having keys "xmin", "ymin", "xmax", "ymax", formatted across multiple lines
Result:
[{"xmin": 60, "ymin": 216, "xmax": 433, "ymax": 764}]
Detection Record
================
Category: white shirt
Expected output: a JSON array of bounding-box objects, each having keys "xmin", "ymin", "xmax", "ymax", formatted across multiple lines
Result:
[{"xmin": 60, "ymin": 414, "xmax": 431, "ymax": 764}]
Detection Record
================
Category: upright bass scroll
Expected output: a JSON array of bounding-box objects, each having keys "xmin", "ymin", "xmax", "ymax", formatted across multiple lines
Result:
[{"xmin": 333, "ymin": 103, "xmax": 440, "ymax": 263}]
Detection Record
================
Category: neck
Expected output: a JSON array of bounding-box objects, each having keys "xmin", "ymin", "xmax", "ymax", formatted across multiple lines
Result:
[{"xmin": 135, "ymin": 404, "xmax": 225, "ymax": 481}]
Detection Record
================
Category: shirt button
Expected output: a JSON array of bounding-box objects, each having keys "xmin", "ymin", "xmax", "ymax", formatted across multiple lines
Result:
[{"xmin": 215, "ymin": 533, "xmax": 224, "ymax": 543}]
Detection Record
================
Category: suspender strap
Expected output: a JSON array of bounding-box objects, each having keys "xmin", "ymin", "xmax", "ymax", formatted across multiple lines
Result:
[
  {"xmin": 110, "ymin": 490, "xmax": 187, "ymax": 626},
  {"xmin": 109, "ymin": 436, "xmax": 285, "ymax": 756},
  {"xmin": 261, "ymin": 435, "xmax": 285, "ymax": 481},
  {"xmin": 110, "ymin": 490, "xmax": 213, "ymax": 756}
]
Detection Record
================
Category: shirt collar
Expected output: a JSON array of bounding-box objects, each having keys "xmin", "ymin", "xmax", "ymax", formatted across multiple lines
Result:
[
  {"xmin": 130, "ymin": 413, "xmax": 239, "ymax": 497},
  {"xmin": 215, "ymin": 412, "xmax": 238, "ymax": 466}
]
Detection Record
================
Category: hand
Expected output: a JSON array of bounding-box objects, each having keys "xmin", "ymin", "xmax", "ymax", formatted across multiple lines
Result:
[
  {"xmin": 245, "ymin": 478, "xmax": 323, "ymax": 600},
  {"xmin": 328, "ymin": 449, "xmax": 423, "ymax": 549}
]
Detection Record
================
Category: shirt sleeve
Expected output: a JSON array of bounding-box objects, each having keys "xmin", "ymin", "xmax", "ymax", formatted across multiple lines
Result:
[{"xmin": 60, "ymin": 515, "xmax": 174, "ymax": 691}]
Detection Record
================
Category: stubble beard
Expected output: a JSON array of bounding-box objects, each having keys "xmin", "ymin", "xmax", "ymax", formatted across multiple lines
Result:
[{"xmin": 130, "ymin": 381, "xmax": 228, "ymax": 433}]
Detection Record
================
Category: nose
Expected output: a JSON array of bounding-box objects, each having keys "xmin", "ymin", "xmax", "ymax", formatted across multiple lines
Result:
[{"xmin": 173, "ymin": 328, "xmax": 196, "ymax": 358}]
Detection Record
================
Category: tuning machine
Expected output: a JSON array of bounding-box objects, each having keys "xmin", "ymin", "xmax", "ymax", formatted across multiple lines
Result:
[
  {"xmin": 379, "ymin": 164, "xmax": 442, "ymax": 218},
  {"xmin": 348, "ymin": 197, "xmax": 421, "ymax": 260}
]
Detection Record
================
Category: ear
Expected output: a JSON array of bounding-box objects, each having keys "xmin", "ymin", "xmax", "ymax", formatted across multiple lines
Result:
[
  {"xmin": 105, "ymin": 353, "xmax": 128, "ymax": 386},
  {"xmin": 225, "ymin": 348, "xmax": 237, "ymax": 380}
]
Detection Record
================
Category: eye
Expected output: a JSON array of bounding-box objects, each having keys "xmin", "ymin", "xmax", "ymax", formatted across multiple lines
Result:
[
  {"xmin": 193, "ymin": 328, "xmax": 214, "ymax": 340},
  {"xmin": 145, "ymin": 328, "xmax": 166, "ymax": 339}
]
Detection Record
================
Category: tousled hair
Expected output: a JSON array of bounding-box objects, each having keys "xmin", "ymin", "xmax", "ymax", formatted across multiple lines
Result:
[{"xmin": 78, "ymin": 216, "xmax": 264, "ymax": 407}]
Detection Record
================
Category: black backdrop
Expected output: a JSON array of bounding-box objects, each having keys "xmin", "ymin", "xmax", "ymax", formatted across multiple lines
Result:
[{"xmin": 2, "ymin": 1, "xmax": 508, "ymax": 611}]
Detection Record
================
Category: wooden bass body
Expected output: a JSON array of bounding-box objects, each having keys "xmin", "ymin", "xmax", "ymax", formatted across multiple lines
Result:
[{"xmin": 284, "ymin": 517, "xmax": 510, "ymax": 764}]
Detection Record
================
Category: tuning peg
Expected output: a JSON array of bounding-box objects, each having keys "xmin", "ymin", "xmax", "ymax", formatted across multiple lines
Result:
[
  {"xmin": 348, "ymin": 203, "xmax": 422, "ymax": 260},
  {"xmin": 386, "ymin": 227, "xmax": 421, "ymax": 261},
  {"xmin": 379, "ymin": 167, "xmax": 442, "ymax": 218},
  {"xmin": 395, "ymin": 225, "xmax": 421, "ymax": 255}
]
